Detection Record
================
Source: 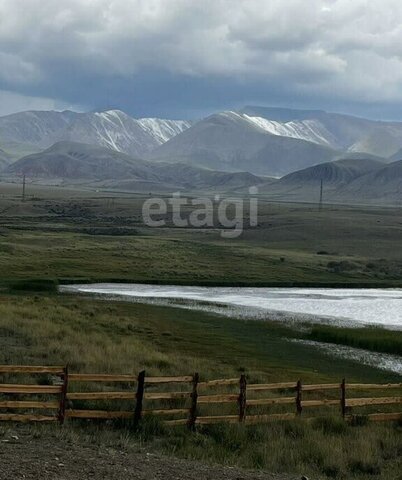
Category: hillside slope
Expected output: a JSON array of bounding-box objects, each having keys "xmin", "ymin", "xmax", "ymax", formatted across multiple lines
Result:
[
  {"xmin": 339, "ymin": 159, "xmax": 402, "ymax": 203},
  {"xmin": 276, "ymin": 158, "xmax": 384, "ymax": 187},
  {"xmin": 389, "ymin": 148, "xmax": 402, "ymax": 162},
  {"xmin": 3, "ymin": 141, "xmax": 262, "ymax": 192},
  {"xmin": 258, "ymin": 158, "xmax": 385, "ymax": 203},
  {"xmin": 0, "ymin": 147, "xmax": 13, "ymax": 170},
  {"xmin": 4, "ymin": 141, "xmax": 158, "ymax": 181}
]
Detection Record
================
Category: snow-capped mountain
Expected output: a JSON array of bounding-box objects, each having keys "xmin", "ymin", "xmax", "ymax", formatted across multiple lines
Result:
[
  {"xmin": 3, "ymin": 105, "xmax": 402, "ymax": 178},
  {"xmin": 0, "ymin": 109, "xmax": 192, "ymax": 159},
  {"xmin": 242, "ymin": 114, "xmax": 338, "ymax": 148},
  {"xmin": 148, "ymin": 107, "xmax": 402, "ymax": 176},
  {"xmin": 148, "ymin": 111, "xmax": 339, "ymax": 176},
  {"xmin": 240, "ymin": 106, "xmax": 402, "ymax": 156},
  {"xmin": 209, "ymin": 110, "xmax": 339, "ymax": 147}
]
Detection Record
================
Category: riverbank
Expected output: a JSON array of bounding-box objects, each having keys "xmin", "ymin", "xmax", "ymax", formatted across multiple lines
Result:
[
  {"xmin": 61, "ymin": 283, "xmax": 402, "ymax": 329},
  {"xmin": 1, "ymin": 292, "xmax": 400, "ymax": 386}
]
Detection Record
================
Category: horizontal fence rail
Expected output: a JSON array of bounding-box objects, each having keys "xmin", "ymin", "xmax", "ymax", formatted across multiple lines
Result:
[{"xmin": 0, "ymin": 365, "xmax": 401, "ymax": 427}]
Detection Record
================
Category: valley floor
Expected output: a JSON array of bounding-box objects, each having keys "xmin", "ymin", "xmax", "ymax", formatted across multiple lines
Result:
[{"xmin": 2, "ymin": 182, "xmax": 402, "ymax": 287}]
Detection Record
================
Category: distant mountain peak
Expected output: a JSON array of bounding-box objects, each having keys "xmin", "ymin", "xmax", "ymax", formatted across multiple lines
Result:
[
  {"xmin": 0, "ymin": 109, "xmax": 192, "ymax": 159},
  {"xmin": 94, "ymin": 109, "xmax": 131, "ymax": 119}
]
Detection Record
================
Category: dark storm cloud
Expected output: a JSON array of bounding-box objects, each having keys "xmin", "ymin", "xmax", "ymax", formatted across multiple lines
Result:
[{"xmin": 1, "ymin": 0, "xmax": 402, "ymax": 119}]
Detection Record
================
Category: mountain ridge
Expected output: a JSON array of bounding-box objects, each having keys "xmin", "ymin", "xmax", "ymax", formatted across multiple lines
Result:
[
  {"xmin": 2, "ymin": 141, "xmax": 263, "ymax": 192},
  {"xmin": 1, "ymin": 105, "xmax": 402, "ymax": 182}
]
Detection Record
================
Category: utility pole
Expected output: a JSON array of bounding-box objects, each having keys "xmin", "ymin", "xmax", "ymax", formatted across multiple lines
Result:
[
  {"xmin": 319, "ymin": 178, "xmax": 323, "ymax": 211},
  {"xmin": 22, "ymin": 174, "xmax": 26, "ymax": 202}
]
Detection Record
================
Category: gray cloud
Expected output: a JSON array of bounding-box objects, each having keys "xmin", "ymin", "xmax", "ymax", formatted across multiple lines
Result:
[
  {"xmin": 0, "ymin": 90, "xmax": 83, "ymax": 116},
  {"xmin": 0, "ymin": 0, "xmax": 402, "ymax": 118}
]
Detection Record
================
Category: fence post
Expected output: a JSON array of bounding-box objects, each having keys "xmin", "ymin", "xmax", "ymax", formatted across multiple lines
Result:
[
  {"xmin": 58, "ymin": 365, "xmax": 69, "ymax": 425},
  {"xmin": 188, "ymin": 372, "xmax": 199, "ymax": 430},
  {"xmin": 239, "ymin": 374, "xmax": 247, "ymax": 422},
  {"xmin": 341, "ymin": 378, "xmax": 346, "ymax": 419},
  {"xmin": 296, "ymin": 379, "xmax": 302, "ymax": 416},
  {"xmin": 134, "ymin": 370, "xmax": 146, "ymax": 427}
]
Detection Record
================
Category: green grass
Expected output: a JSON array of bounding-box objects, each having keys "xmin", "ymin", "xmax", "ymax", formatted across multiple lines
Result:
[
  {"xmin": 1, "ymin": 293, "xmax": 397, "ymax": 381},
  {"xmin": 156, "ymin": 419, "xmax": 402, "ymax": 479},
  {"xmin": 0, "ymin": 230, "xmax": 371, "ymax": 286},
  {"xmin": 307, "ymin": 325, "xmax": 402, "ymax": 356},
  {"xmin": 1, "ymin": 184, "xmax": 402, "ymax": 288}
]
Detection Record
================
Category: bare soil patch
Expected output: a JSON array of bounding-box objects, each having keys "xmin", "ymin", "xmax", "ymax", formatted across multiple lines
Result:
[{"xmin": 0, "ymin": 427, "xmax": 294, "ymax": 480}]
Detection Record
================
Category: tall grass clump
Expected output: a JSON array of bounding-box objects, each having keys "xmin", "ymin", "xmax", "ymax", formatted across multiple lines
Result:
[
  {"xmin": 157, "ymin": 419, "xmax": 402, "ymax": 479},
  {"xmin": 308, "ymin": 325, "xmax": 402, "ymax": 355}
]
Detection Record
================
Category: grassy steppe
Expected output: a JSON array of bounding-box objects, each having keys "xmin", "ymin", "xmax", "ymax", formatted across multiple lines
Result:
[{"xmin": 1, "ymin": 182, "xmax": 402, "ymax": 287}]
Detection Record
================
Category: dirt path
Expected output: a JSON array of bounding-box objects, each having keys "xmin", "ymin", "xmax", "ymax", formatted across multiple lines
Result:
[{"xmin": 0, "ymin": 427, "xmax": 297, "ymax": 480}]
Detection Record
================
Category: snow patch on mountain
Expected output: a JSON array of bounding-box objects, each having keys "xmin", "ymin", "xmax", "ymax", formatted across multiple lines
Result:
[
  {"xmin": 242, "ymin": 114, "xmax": 337, "ymax": 147},
  {"xmin": 75, "ymin": 110, "xmax": 192, "ymax": 154},
  {"xmin": 137, "ymin": 118, "xmax": 192, "ymax": 144},
  {"xmin": 0, "ymin": 109, "xmax": 192, "ymax": 158}
]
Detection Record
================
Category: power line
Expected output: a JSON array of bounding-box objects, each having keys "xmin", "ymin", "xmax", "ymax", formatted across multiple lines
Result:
[
  {"xmin": 319, "ymin": 178, "xmax": 323, "ymax": 210},
  {"xmin": 22, "ymin": 174, "xmax": 26, "ymax": 202}
]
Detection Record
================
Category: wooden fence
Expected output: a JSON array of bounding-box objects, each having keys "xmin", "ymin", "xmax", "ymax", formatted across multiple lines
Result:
[{"xmin": 0, "ymin": 366, "xmax": 401, "ymax": 426}]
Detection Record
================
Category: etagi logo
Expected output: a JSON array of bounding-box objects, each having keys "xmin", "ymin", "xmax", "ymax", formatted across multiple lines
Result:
[{"xmin": 142, "ymin": 187, "xmax": 258, "ymax": 238}]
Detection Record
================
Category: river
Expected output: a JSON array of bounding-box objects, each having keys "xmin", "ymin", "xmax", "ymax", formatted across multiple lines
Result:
[{"xmin": 61, "ymin": 284, "xmax": 402, "ymax": 330}]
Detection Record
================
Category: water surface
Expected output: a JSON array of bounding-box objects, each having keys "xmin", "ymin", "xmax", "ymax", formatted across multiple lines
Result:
[{"xmin": 61, "ymin": 284, "xmax": 402, "ymax": 330}]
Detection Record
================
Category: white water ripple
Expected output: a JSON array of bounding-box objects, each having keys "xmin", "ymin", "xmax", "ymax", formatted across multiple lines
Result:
[{"xmin": 290, "ymin": 339, "xmax": 402, "ymax": 375}]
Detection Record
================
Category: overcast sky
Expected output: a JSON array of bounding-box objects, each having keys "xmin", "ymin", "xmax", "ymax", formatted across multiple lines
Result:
[{"xmin": 1, "ymin": 0, "xmax": 402, "ymax": 119}]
